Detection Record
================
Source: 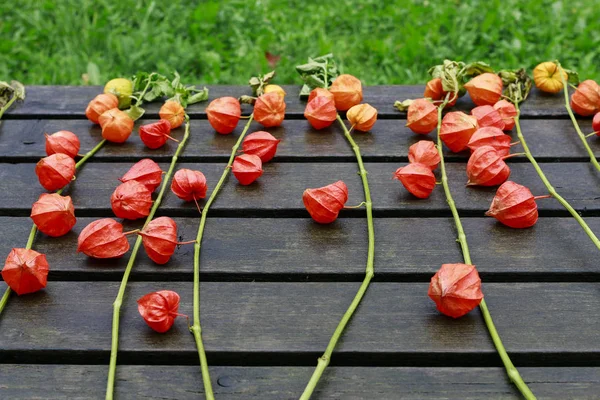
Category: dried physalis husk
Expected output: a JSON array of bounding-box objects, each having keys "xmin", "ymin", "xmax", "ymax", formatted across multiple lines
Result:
[
  {"xmin": 98, "ymin": 108, "xmax": 134, "ymax": 143},
  {"xmin": 159, "ymin": 100, "xmax": 185, "ymax": 129},
  {"xmin": 406, "ymin": 98, "xmax": 438, "ymax": 135},
  {"xmin": 242, "ymin": 131, "xmax": 281, "ymax": 163},
  {"xmin": 485, "ymin": 181, "xmax": 550, "ymax": 228},
  {"xmin": 439, "ymin": 111, "xmax": 478, "ymax": 152},
  {"xmin": 466, "ymin": 146, "xmax": 511, "ymax": 187},
  {"xmin": 593, "ymin": 112, "xmax": 600, "ymax": 135},
  {"xmin": 464, "ymin": 73, "xmax": 503, "ymax": 106},
  {"xmin": 393, "ymin": 163, "xmax": 436, "ymax": 199},
  {"xmin": 119, "ymin": 158, "xmax": 164, "ymax": 192},
  {"xmin": 85, "ymin": 93, "xmax": 119, "ymax": 124},
  {"xmin": 329, "ymin": 74, "xmax": 363, "ymax": 111},
  {"xmin": 171, "ymin": 169, "xmax": 208, "ymax": 202},
  {"xmin": 308, "ymin": 88, "xmax": 334, "ymax": 103},
  {"xmin": 471, "ymin": 105, "xmax": 505, "ymax": 130},
  {"xmin": 30, "ymin": 193, "xmax": 76, "ymax": 237},
  {"xmin": 571, "ymin": 80, "xmax": 600, "ymax": 116},
  {"xmin": 347, "ymin": 103, "xmax": 377, "ymax": 132},
  {"xmin": 493, "ymin": 100, "xmax": 517, "ymax": 130},
  {"xmin": 35, "ymin": 153, "xmax": 76, "ymax": 191},
  {"xmin": 137, "ymin": 290, "xmax": 182, "ymax": 333},
  {"xmin": 110, "ymin": 180, "xmax": 153, "ymax": 220},
  {"xmin": 423, "ymin": 78, "xmax": 457, "ymax": 107},
  {"xmin": 428, "ymin": 263, "xmax": 483, "ymax": 318},
  {"xmin": 77, "ymin": 218, "xmax": 130, "ymax": 258},
  {"xmin": 467, "ymin": 127, "xmax": 512, "ymax": 156},
  {"xmin": 139, "ymin": 119, "xmax": 177, "ymax": 149},
  {"xmin": 206, "ymin": 97, "xmax": 242, "ymax": 134},
  {"xmin": 304, "ymin": 95, "xmax": 337, "ymax": 130},
  {"xmin": 408, "ymin": 141, "xmax": 440, "ymax": 171},
  {"xmin": 139, "ymin": 217, "xmax": 193, "ymax": 265},
  {"xmin": 45, "ymin": 130, "xmax": 80, "ymax": 158},
  {"xmin": 303, "ymin": 180, "xmax": 348, "ymax": 224},
  {"xmin": 2, "ymin": 248, "xmax": 49, "ymax": 295},
  {"xmin": 254, "ymin": 92, "xmax": 286, "ymax": 128},
  {"xmin": 232, "ymin": 154, "xmax": 263, "ymax": 185}
]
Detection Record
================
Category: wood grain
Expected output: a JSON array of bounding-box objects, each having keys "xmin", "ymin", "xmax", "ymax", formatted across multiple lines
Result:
[
  {"xmin": 1, "ymin": 161, "xmax": 599, "ymax": 216},
  {"xmin": 2, "ymin": 85, "xmax": 599, "ymax": 398},
  {"xmin": 2, "ymin": 85, "xmax": 576, "ymax": 119},
  {"xmin": 1, "ymin": 365, "xmax": 599, "ymax": 399},
  {"xmin": 0, "ymin": 118, "xmax": 598, "ymax": 162},
  {"xmin": 0, "ymin": 281, "xmax": 598, "ymax": 362},
  {"xmin": 1, "ymin": 217, "xmax": 599, "ymax": 279}
]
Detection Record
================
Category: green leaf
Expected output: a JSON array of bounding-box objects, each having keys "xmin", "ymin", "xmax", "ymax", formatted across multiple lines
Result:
[
  {"xmin": 124, "ymin": 105, "xmax": 145, "ymax": 121},
  {"xmin": 248, "ymin": 70, "xmax": 277, "ymax": 96},
  {"xmin": 10, "ymin": 81, "xmax": 25, "ymax": 100},
  {"xmin": 564, "ymin": 68, "xmax": 580, "ymax": 85},
  {"xmin": 393, "ymin": 99, "xmax": 414, "ymax": 112},
  {"xmin": 295, "ymin": 54, "xmax": 340, "ymax": 98},
  {"xmin": 0, "ymin": 80, "xmax": 25, "ymax": 108},
  {"xmin": 461, "ymin": 61, "xmax": 494, "ymax": 78},
  {"xmin": 129, "ymin": 71, "xmax": 210, "ymax": 109},
  {"xmin": 299, "ymin": 84, "xmax": 312, "ymax": 99},
  {"xmin": 239, "ymin": 95, "xmax": 256, "ymax": 105},
  {"xmin": 187, "ymin": 87, "xmax": 209, "ymax": 105},
  {"xmin": 171, "ymin": 71, "xmax": 181, "ymax": 89},
  {"xmin": 262, "ymin": 70, "xmax": 275, "ymax": 82},
  {"xmin": 498, "ymin": 68, "xmax": 532, "ymax": 105}
]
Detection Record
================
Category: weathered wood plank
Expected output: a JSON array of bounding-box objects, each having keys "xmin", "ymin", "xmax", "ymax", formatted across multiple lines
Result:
[
  {"xmin": 1, "ymin": 162, "xmax": 599, "ymax": 216},
  {"xmin": 3, "ymin": 85, "xmax": 572, "ymax": 119},
  {"xmin": 1, "ymin": 365, "xmax": 599, "ymax": 399},
  {"xmin": 1, "ymin": 217, "xmax": 598, "ymax": 279},
  {"xmin": 0, "ymin": 118, "xmax": 598, "ymax": 162},
  {"xmin": 0, "ymin": 281, "xmax": 598, "ymax": 361}
]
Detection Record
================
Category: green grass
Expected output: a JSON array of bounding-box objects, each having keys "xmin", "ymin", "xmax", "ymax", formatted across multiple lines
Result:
[{"xmin": 1, "ymin": 0, "xmax": 600, "ymax": 86}]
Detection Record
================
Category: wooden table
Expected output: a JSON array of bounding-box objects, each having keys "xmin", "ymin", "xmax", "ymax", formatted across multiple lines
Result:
[{"xmin": 1, "ymin": 86, "xmax": 599, "ymax": 399}]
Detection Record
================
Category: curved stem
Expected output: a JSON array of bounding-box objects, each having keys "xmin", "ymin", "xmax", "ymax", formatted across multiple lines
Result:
[
  {"xmin": 436, "ymin": 97, "xmax": 536, "ymax": 400},
  {"xmin": 300, "ymin": 114, "xmax": 375, "ymax": 400},
  {"xmin": 557, "ymin": 63, "xmax": 600, "ymax": 172},
  {"xmin": 0, "ymin": 139, "xmax": 107, "ymax": 317},
  {"xmin": 105, "ymin": 117, "xmax": 191, "ymax": 400},
  {"xmin": 190, "ymin": 114, "xmax": 254, "ymax": 400},
  {"xmin": 0, "ymin": 95, "xmax": 18, "ymax": 119},
  {"xmin": 513, "ymin": 105, "xmax": 600, "ymax": 250}
]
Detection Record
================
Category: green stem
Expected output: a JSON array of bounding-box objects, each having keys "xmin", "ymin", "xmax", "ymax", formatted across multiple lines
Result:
[
  {"xmin": 25, "ymin": 223, "xmax": 37, "ymax": 249},
  {"xmin": 105, "ymin": 116, "xmax": 191, "ymax": 400},
  {"xmin": 0, "ymin": 139, "xmax": 106, "ymax": 316},
  {"xmin": 557, "ymin": 63, "xmax": 600, "ymax": 172},
  {"xmin": 436, "ymin": 97, "xmax": 536, "ymax": 400},
  {"xmin": 0, "ymin": 287, "xmax": 10, "ymax": 314},
  {"xmin": 190, "ymin": 114, "xmax": 254, "ymax": 400},
  {"xmin": 300, "ymin": 114, "xmax": 375, "ymax": 400},
  {"xmin": 0, "ymin": 95, "xmax": 17, "ymax": 119},
  {"xmin": 514, "ymin": 106, "xmax": 600, "ymax": 251},
  {"xmin": 134, "ymin": 73, "xmax": 156, "ymax": 107},
  {"xmin": 75, "ymin": 139, "xmax": 107, "ymax": 169}
]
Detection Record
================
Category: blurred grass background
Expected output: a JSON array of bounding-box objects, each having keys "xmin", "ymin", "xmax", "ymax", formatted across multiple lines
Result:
[{"xmin": 1, "ymin": 0, "xmax": 599, "ymax": 86}]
